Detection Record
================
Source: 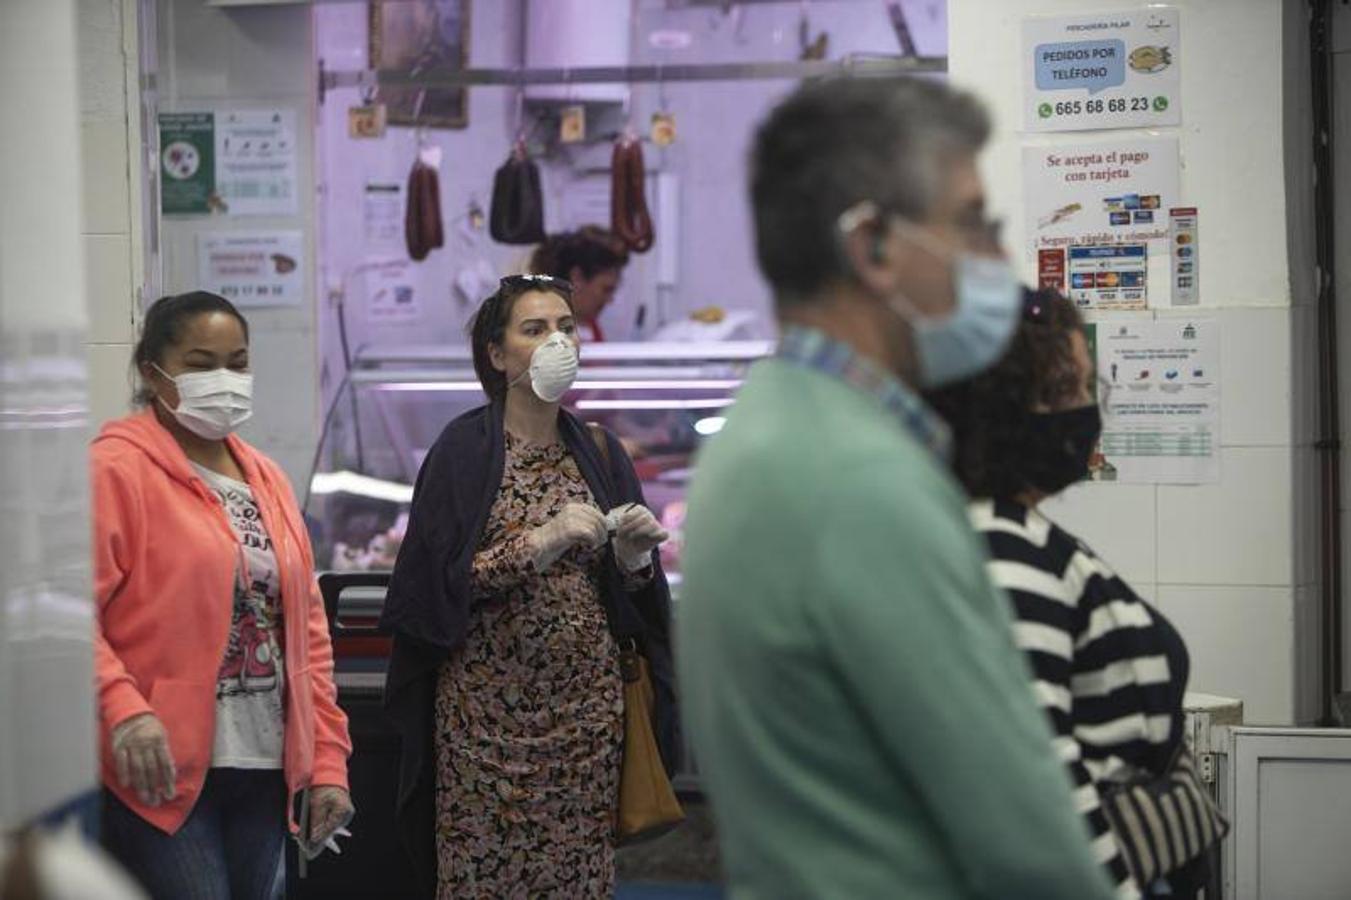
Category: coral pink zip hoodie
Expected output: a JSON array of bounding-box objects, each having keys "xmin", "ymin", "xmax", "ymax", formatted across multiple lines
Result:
[{"xmin": 92, "ymin": 409, "xmax": 351, "ymax": 834}]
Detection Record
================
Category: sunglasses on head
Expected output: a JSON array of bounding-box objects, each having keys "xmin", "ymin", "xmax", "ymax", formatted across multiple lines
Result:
[{"xmin": 499, "ymin": 274, "xmax": 574, "ymax": 295}]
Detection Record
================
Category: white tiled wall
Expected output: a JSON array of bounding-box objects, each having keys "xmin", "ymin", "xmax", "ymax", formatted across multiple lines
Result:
[
  {"xmin": 1208, "ymin": 307, "xmax": 1293, "ymax": 449},
  {"xmin": 1157, "ymin": 448, "xmax": 1295, "ymax": 587},
  {"xmin": 1042, "ymin": 482, "xmax": 1156, "ymax": 588},
  {"xmin": 85, "ymin": 234, "xmax": 136, "ymax": 345},
  {"xmin": 951, "ymin": 0, "xmax": 1320, "ymax": 724},
  {"xmin": 80, "ymin": 121, "xmax": 133, "ymax": 235},
  {"xmin": 86, "ymin": 344, "xmax": 139, "ymax": 433},
  {"xmin": 1155, "ymin": 585, "xmax": 1295, "ymax": 725},
  {"xmin": 243, "ymin": 324, "xmax": 322, "ymax": 496},
  {"xmin": 79, "ymin": 0, "xmax": 144, "ymax": 428}
]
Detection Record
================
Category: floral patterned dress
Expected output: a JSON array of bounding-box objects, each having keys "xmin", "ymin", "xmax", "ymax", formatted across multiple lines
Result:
[{"xmin": 434, "ymin": 431, "xmax": 640, "ymax": 899}]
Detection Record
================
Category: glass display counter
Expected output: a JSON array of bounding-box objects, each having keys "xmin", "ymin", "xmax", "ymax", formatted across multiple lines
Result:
[{"xmin": 304, "ymin": 340, "xmax": 772, "ymax": 589}]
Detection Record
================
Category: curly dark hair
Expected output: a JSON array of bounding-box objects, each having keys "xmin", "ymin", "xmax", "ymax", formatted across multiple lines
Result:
[
  {"xmin": 528, "ymin": 226, "xmax": 629, "ymax": 280},
  {"xmin": 925, "ymin": 288, "xmax": 1087, "ymax": 500},
  {"xmin": 469, "ymin": 275, "xmax": 575, "ymax": 402}
]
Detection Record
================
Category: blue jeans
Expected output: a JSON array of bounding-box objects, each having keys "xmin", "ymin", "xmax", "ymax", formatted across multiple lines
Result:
[{"xmin": 102, "ymin": 768, "xmax": 286, "ymax": 900}]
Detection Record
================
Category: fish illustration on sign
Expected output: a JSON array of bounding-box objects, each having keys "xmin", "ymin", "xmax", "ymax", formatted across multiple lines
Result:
[
  {"xmin": 1038, "ymin": 202, "xmax": 1083, "ymax": 229},
  {"xmin": 1128, "ymin": 45, "xmax": 1172, "ymax": 74}
]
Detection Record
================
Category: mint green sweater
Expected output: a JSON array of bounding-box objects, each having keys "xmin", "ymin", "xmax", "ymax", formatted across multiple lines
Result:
[{"xmin": 678, "ymin": 358, "xmax": 1117, "ymax": 900}]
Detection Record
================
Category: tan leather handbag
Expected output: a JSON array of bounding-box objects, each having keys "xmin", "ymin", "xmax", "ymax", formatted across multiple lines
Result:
[
  {"xmin": 615, "ymin": 638, "xmax": 685, "ymax": 844},
  {"xmin": 585, "ymin": 424, "xmax": 685, "ymax": 844}
]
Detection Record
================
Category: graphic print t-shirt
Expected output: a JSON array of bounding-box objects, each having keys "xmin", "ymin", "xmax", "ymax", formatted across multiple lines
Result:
[{"xmin": 193, "ymin": 463, "xmax": 285, "ymax": 769}]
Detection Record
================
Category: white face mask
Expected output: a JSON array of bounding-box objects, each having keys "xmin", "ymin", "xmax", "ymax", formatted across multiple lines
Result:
[
  {"xmin": 508, "ymin": 332, "xmax": 579, "ymax": 403},
  {"xmin": 153, "ymin": 364, "xmax": 254, "ymax": 440}
]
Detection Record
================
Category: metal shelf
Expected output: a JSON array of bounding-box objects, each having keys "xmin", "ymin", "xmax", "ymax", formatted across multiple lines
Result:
[
  {"xmin": 321, "ymin": 54, "xmax": 946, "ymax": 103},
  {"xmin": 354, "ymin": 340, "xmax": 775, "ymax": 367}
]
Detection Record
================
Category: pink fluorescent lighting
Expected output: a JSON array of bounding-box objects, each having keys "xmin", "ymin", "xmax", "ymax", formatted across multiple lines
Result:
[
  {"xmin": 575, "ymin": 398, "xmax": 734, "ymax": 411},
  {"xmin": 375, "ymin": 379, "xmax": 743, "ymax": 392},
  {"xmin": 375, "ymin": 383, "xmax": 484, "ymax": 392}
]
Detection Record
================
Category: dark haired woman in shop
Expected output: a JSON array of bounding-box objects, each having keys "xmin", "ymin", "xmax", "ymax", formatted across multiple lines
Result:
[
  {"xmin": 92, "ymin": 292, "xmax": 353, "ymax": 899},
  {"xmin": 380, "ymin": 274, "xmax": 677, "ymax": 898},
  {"xmin": 927, "ymin": 288, "xmax": 1219, "ymax": 899},
  {"xmin": 529, "ymin": 225, "xmax": 631, "ymax": 342}
]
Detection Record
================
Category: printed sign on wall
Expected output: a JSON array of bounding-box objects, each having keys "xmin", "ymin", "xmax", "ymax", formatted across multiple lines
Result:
[
  {"xmin": 1068, "ymin": 244, "xmax": 1148, "ymax": 311},
  {"xmin": 1091, "ymin": 318, "xmax": 1219, "ymax": 484},
  {"xmin": 215, "ymin": 109, "xmax": 298, "ymax": 217},
  {"xmin": 364, "ymin": 260, "xmax": 421, "ymax": 322},
  {"xmin": 1169, "ymin": 207, "xmax": 1200, "ymax": 306},
  {"xmin": 197, "ymin": 231, "xmax": 304, "ymax": 307},
  {"xmin": 1039, "ymin": 248, "xmax": 1067, "ymax": 293},
  {"xmin": 160, "ymin": 109, "xmax": 297, "ymax": 216},
  {"xmin": 1023, "ymin": 8, "xmax": 1181, "ymax": 132},
  {"xmin": 363, "ymin": 182, "xmax": 404, "ymax": 249},
  {"xmin": 1022, "ymin": 137, "xmax": 1181, "ymax": 255},
  {"xmin": 159, "ymin": 113, "xmax": 216, "ymax": 215}
]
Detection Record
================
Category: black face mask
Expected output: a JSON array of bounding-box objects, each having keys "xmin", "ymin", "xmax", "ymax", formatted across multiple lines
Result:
[{"xmin": 1023, "ymin": 404, "xmax": 1103, "ymax": 495}]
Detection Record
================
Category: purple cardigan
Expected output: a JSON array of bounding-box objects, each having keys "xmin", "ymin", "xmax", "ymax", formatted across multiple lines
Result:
[{"xmin": 380, "ymin": 402, "xmax": 678, "ymax": 895}]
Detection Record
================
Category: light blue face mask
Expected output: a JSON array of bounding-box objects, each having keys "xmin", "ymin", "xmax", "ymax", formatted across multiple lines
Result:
[{"xmin": 883, "ymin": 221, "xmax": 1021, "ymax": 388}]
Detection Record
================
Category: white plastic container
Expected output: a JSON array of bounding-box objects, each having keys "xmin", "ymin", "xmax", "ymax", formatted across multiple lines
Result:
[{"xmin": 525, "ymin": 0, "xmax": 630, "ymax": 104}]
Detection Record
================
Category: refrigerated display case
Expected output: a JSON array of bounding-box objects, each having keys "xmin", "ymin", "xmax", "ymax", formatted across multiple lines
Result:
[{"xmin": 303, "ymin": 339, "xmax": 772, "ymax": 585}]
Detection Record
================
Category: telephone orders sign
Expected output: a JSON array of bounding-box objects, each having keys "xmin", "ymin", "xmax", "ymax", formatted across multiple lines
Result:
[{"xmin": 1023, "ymin": 8, "xmax": 1181, "ymax": 133}]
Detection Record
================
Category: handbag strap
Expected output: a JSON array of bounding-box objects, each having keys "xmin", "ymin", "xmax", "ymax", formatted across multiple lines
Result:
[
  {"xmin": 586, "ymin": 424, "xmax": 658, "ymax": 661},
  {"xmin": 586, "ymin": 422, "xmax": 619, "ymax": 501},
  {"xmin": 586, "ymin": 422, "xmax": 613, "ymax": 472},
  {"xmin": 589, "ymin": 418, "xmax": 616, "ymax": 464}
]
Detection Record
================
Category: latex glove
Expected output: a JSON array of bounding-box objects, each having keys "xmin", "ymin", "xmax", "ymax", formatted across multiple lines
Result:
[
  {"xmin": 111, "ymin": 713, "xmax": 177, "ymax": 807},
  {"xmin": 611, "ymin": 504, "xmax": 669, "ymax": 573},
  {"xmin": 298, "ymin": 825, "xmax": 352, "ymax": 862},
  {"xmin": 307, "ymin": 785, "xmax": 355, "ymax": 852},
  {"xmin": 528, "ymin": 503, "xmax": 607, "ymax": 571}
]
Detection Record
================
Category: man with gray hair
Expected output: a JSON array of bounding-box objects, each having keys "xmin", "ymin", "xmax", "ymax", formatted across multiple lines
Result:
[{"xmin": 678, "ymin": 78, "xmax": 1117, "ymax": 898}]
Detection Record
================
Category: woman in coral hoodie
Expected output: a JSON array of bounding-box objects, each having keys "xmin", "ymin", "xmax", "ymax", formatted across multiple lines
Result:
[{"xmin": 92, "ymin": 292, "xmax": 353, "ymax": 900}]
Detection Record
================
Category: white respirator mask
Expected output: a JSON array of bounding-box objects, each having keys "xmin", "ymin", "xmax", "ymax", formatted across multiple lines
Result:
[{"xmin": 509, "ymin": 332, "xmax": 579, "ymax": 403}]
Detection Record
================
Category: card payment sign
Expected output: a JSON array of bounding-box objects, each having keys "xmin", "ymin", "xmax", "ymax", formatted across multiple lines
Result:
[{"xmin": 1067, "ymin": 244, "xmax": 1148, "ymax": 311}]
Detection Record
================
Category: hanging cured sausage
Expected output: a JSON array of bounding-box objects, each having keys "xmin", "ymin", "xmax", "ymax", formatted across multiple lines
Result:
[
  {"xmin": 611, "ymin": 137, "xmax": 654, "ymax": 253},
  {"xmin": 405, "ymin": 155, "xmax": 445, "ymax": 262},
  {"xmin": 489, "ymin": 143, "xmax": 546, "ymax": 245}
]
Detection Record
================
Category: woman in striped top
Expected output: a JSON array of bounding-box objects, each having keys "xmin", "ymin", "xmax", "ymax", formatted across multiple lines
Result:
[{"xmin": 927, "ymin": 289, "xmax": 1204, "ymax": 899}]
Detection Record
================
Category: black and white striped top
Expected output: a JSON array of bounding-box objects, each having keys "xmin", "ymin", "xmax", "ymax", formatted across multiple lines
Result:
[{"xmin": 971, "ymin": 499, "xmax": 1189, "ymax": 899}]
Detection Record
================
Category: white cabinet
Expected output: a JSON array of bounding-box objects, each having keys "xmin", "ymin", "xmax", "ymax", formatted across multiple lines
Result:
[{"xmin": 1225, "ymin": 727, "xmax": 1351, "ymax": 899}]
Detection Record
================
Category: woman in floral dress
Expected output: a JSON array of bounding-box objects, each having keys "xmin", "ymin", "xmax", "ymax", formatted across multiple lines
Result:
[{"xmin": 381, "ymin": 275, "xmax": 678, "ymax": 898}]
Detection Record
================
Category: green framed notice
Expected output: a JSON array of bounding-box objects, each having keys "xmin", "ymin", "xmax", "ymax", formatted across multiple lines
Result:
[{"xmin": 159, "ymin": 112, "xmax": 215, "ymax": 215}]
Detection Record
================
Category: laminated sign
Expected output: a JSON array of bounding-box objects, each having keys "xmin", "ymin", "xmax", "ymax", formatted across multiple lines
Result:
[
  {"xmin": 1023, "ymin": 8, "xmax": 1181, "ymax": 132},
  {"xmin": 1169, "ymin": 207, "xmax": 1200, "ymax": 306},
  {"xmin": 1093, "ymin": 319, "xmax": 1219, "ymax": 484},
  {"xmin": 197, "ymin": 231, "xmax": 303, "ymax": 308},
  {"xmin": 1067, "ymin": 244, "xmax": 1148, "ymax": 312},
  {"xmin": 160, "ymin": 113, "xmax": 216, "ymax": 215},
  {"xmin": 1022, "ymin": 137, "xmax": 1180, "ymax": 255}
]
